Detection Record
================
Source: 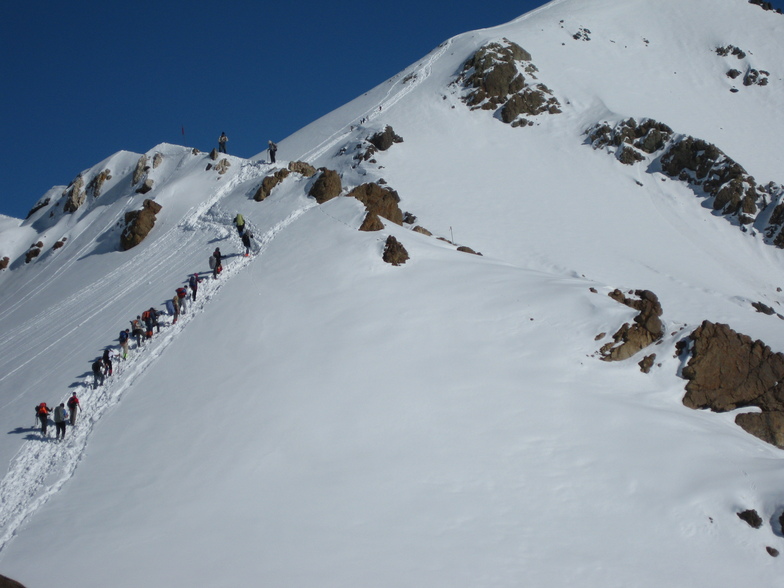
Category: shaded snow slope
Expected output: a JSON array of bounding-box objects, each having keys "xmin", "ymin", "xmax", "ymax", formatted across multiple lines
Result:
[{"xmin": 1, "ymin": 0, "xmax": 784, "ymax": 586}]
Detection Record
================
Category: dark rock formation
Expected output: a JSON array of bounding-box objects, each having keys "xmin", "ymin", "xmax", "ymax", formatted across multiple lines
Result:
[
  {"xmin": 347, "ymin": 183, "xmax": 403, "ymax": 225},
  {"xmin": 726, "ymin": 69, "xmax": 742, "ymax": 79},
  {"xmin": 382, "ymin": 235, "xmax": 409, "ymax": 266},
  {"xmin": 308, "ymin": 169, "xmax": 342, "ymax": 203},
  {"xmin": 25, "ymin": 242, "xmax": 44, "ymax": 263},
  {"xmin": 586, "ymin": 118, "xmax": 784, "ymax": 238},
  {"xmin": 52, "ymin": 237, "xmax": 67, "ymax": 250},
  {"xmin": 288, "ymin": 161, "xmax": 317, "ymax": 177},
  {"xmin": 0, "ymin": 573, "xmax": 27, "ymax": 588},
  {"xmin": 767, "ymin": 546, "xmax": 780, "ymax": 557},
  {"xmin": 135, "ymin": 178, "xmax": 154, "ymax": 194},
  {"xmin": 749, "ymin": 0, "xmax": 784, "ymax": 15},
  {"xmin": 457, "ymin": 38, "xmax": 561, "ymax": 127},
  {"xmin": 752, "ymin": 301, "xmax": 775, "ymax": 315},
  {"xmin": 26, "ymin": 197, "xmax": 50, "ymax": 219},
  {"xmin": 743, "ymin": 68, "xmax": 770, "ymax": 86},
  {"xmin": 254, "ymin": 169, "xmax": 290, "ymax": 202},
  {"xmin": 368, "ymin": 126, "xmax": 403, "ymax": 151},
  {"xmin": 716, "ymin": 45, "xmax": 747, "ymax": 59},
  {"xmin": 737, "ymin": 509, "xmax": 763, "ymax": 529},
  {"xmin": 62, "ymin": 175, "xmax": 86, "ymax": 213},
  {"xmin": 413, "ymin": 226, "xmax": 432, "ymax": 236},
  {"xmin": 0, "ymin": 256, "xmax": 9, "ymax": 270},
  {"xmin": 681, "ymin": 320, "xmax": 784, "ymax": 448},
  {"xmin": 600, "ymin": 290, "xmax": 663, "ymax": 361},
  {"xmin": 87, "ymin": 169, "xmax": 112, "ymax": 198},
  {"xmin": 209, "ymin": 148, "xmax": 219, "ymax": 161},
  {"xmin": 638, "ymin": 354, "xmax": 656, "ymax": 373},
  {"xmin": 456, "ymin": 245, "xmax": 482, "ymax": 256},
  {"xmin": 360, "ymin": 212, "xmax": 385, "ymax": 232},
  {"xmin": 120, "ymin": 199, "xmax": 162, "ymax": 251}
]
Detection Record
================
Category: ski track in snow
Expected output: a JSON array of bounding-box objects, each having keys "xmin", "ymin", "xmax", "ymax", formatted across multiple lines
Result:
[
  {"xmin": 0, "ymin": 173, "xmax": 315, "ymax": 553},
  {"xmin": 297, "ymin": 38, "xmax": 453, "ymax": 164}
]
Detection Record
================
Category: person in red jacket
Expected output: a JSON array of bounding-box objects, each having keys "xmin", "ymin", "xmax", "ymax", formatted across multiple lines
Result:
[
  {"xmin": 35, "ymin": 403, "xmax": 51, "ymax": 436},
  {"xmin": 67, "ymin": 392, "xmax": 80, "ymax": 426}
]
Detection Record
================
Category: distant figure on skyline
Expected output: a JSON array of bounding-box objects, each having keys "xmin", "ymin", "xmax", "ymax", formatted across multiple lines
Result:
[
  {"xmin": 218, "ymin": 132, "xmax": 228, "ymax": 154},
  {"xmin": 268, "ymin": 140, "xmax": 277, "ymax": 164}
]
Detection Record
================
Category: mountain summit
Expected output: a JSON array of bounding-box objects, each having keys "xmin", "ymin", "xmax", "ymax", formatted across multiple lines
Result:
[{"xmin": 1, "ymin": 1, "xmax": 783, "ymax": 586}]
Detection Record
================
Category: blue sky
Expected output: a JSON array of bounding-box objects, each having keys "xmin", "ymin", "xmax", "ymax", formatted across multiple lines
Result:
[
  {"xmin": 0, "ymin": 0, "xmax": 544, "ymax": 220},
  {"xmin": 2, "ymin": 0, "xmax": 782, "ymax": 220}
]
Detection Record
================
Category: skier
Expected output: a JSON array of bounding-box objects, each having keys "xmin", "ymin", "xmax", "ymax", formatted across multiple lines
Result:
[
  {"xmin": 67, "ymin": 392, "xmax": 80, "ymax": 426},
  {"xmin": 268, "ymin": 140, "xmax": 278, "ymax": 164},
  {"xmin": 242, "ymin": 230, "xmax": 252, "ymax": 257},
  {"xmin": 102, "ymin": 348, "xmax": 113, "ymax": 376},
  {"xmin": 131, "ymin": 316, "xmax": 144, "ymax": 347},
  {"xmin": 54, "ymin": 403, "xmax": 68, "ymax": 440},
  {"xmin": 36, "ymin": 403, "xmax": 50, "ymax": 436},
  {"xmin": 218, "ymin": 132, "xmax": 228, "ymax": 154},
  {"xmin": 234, "ymin": 213, "xmax": 245, "ymax": 236},
  {"xmin": 119, "ymin": 328, "xmax": 131, "ymax": 360},
  {"xmin": 188, "ymin": 273, "xmax": 201, "ymax": 301},
  {"xmin": 92, "ymin": 358, "xmax": 106, "ymax": 389},
  {"xmin": 171, "ymin": 293, "xmax": 180, "ymax": 324},
  {"xmin": 176, "ymin": 286, "xmax": 188, "ymax": 314}
]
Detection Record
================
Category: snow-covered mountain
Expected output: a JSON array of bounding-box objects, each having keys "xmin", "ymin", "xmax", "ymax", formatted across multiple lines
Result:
[{"xmin": 1, "ymin": 0, "xmax": 783, "ymax": 586}]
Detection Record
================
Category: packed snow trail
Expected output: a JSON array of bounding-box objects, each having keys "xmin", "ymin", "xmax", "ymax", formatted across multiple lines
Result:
[{"xmin": 0, "ymin": 199, "xmax": 316, "ymax": 553}]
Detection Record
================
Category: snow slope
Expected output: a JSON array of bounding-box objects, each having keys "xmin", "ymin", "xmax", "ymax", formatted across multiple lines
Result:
[{"xmin": 1, "ymin": 0, "xmax": 783, "ymax": 586}]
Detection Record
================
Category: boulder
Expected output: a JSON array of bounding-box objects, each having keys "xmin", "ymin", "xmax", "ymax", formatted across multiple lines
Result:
[
  {"xmin": 209, "ymin": 148, "xmax": 219, "ymax": 161},
  {"xmin": 367, "ymin": 126, "xmax": 403, "ymax": 151},
  {"xmin": 347, "ymin": 183, "xmax": 403, "ymax": 225},
  {"xmin": 359, "ymin": 212, "xmax": 385, "ymax": 232},
  {"xmin": 600, "ymin": 290, "xmax": 663, "ymax": 361},
  {"xmin": 0, "ymin": 257, "xmax": 9, "ymax": 270},
  {"xmin": 87, "ymin": 169, "xmax": 112, "ymax": 198},
  {"xmin": 288, "ymin": 161, "xmax": 317, "ymax": 177},
  {"xmin": 308, "ymin": 169, "xmax": 342, "ymax": 203},
  {"xmin": 254, "ymin": 169, "xmax": 290, "ymax": 202},
  {"xmin": 135, "ymin": 178, "xmax": 154, "ymax": 194},
  {"xmin": 737, "ymin": 509, "xmax": 763, "ymax": 529},
  {"xmin": 120, "ymin": 199, "xmax": 163, "ymax": 250},
  {"xmin": 152, "ymin": 152, "xmax": 164, "ymax": 169},
  {"xmin": 457, "ymin": 245, "xmax": 482, "ymax": 256},
  {"xmin": 214, "ymin": 158, "xmax": 231, "ymax": 175},
  {"xmin": 638, "ymin": 353, "xmax": 656, "ymax": 373},
  {"xmin": 382, "ymin": 235, "xmax": 409, "ymax": 266},
  {"xmin": 681, "ymin": 320, "xmax": 784, "ymax": 448},
  {"xmin": 25, "ymin": 242, "xmax": 43, "ymax": 263},
  {"xmin": 0, "ymin": 573, "xmax": 27, "ymax": 588},
  {"xmin": 413, "ymin": 226, "xmax": 432, "ymax": 236}
]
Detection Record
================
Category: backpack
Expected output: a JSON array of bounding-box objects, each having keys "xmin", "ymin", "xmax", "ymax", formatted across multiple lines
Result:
[
  {"xmin": 67, "ymin": 396, "xmax": 78, "ymax": 409},
  {"xmin": 141, "ymin": 310, "xmax": 151, "ymax": 321},
  {"xmin": 176, "ymin": 287, "xmax": 187, "ymax": 299},
  {"xmin": 209, "ymin": 255, "xmax": 216, "ymax": 270},
  {"xmin": 119, "ymin": 331, "xmax": 129, "ymax": 343},
  {"xmin": 37, "ymin": 403, "xmax": 47, "ymax": 415}
]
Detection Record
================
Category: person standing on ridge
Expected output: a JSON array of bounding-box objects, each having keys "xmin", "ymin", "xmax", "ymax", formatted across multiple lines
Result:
[
  {"xmin": 67, "ymin": 392, "xmax": 80, "ymax": 426},
  {"xmin": 188, "ymin": 273, "xmax": 201, "ymax": 301},
  {"xmin": 54, "ymin": 403, "xmax": 68, "ymax": 440},
  {"xmin": 92, "ymin": 358, "xmax": 106, "ymax": 389},
  {"xmin": 36, "ymin": 403, "xmax": 51, "ymax": 436},
  {"xmin": 234, "ymin": 213, "xmax": 245, "ymax": 236},
  {"xmin": 268, "ymin": 140, "xmax": 278, "ymax": 164},
  {"xmin": 218, "ymin": 132, "xmax": 228, "ymax": 154}
]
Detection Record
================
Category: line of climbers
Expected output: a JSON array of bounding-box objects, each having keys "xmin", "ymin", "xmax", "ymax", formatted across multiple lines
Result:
[{"xmin": 34, "ymin": 214, "xmax": 256, "ymax": 442}]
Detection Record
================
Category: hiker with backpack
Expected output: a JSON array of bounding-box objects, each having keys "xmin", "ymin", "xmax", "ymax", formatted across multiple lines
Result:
[
  {"xmin": 210, "ymin": 247, "xmax": 223, "ymax": 279},
  {"xmin": 188, "ymin": 273, "xmax": 201, "ymax": 301},
  {"xmin": 149, "ymin": 307, "xmax": 160, "ymax": 333},
  {"xmin": 67, "ymin": 392, "xmax": 80, "ymax": 426},
  {"xmin": 234, "ymin": 213, "xmax": 245, "ymax": 236},
  {"xmin": 92, "ymin": 358, "xmax": 106, "ymax": 389},
  {"xmin": 268, "ymin": 140, "xmax": 278, "ymax": 164},
  {"xmin": 36, "ymin": 403, "xmax": 51, "ymax": 436},
  {"xmin": 176, "ymin": 286, "xmax": 188, "ymax": 314},
  {"xmin": 142, "ymin": 309, "xmax": 154, "ymax": 339},
  {"xmin": 131, "ymin": 316, "xmax": 145, "ymax": 347},
  {"xmin": 54, "ymin": 403, "xmax": 68, "ymax": 440},
  {"xmin": 218, "ymin": 132, "xmax": 228, "ymax": 154},
  {"xmin": 102, "ymin": 348, "xmax": 114, "ymax": 376},
  {"xmin": 171, "ymin": 293, "xmax": 180, "ymax": 324},
  {"xmin": 242, "ymin": 230, "xmax": 253, "ymax": 257},
  {"xmin": 119, "ymin": 329, "xmax": 130, "ymax": 360}
]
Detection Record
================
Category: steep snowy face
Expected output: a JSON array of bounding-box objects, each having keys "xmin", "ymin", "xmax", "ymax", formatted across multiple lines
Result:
[{"xmin": 1, "ymin": 1, "xmax": 784, "ymax": 587}]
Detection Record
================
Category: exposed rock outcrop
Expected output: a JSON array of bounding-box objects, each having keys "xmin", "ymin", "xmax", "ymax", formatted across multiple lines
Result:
[
  {"xmin": 120, "ymin": 199, "xmax": 162, "ymax": 251},
  {"xmin": 382, "ymin": 235, "xmax": 409, "ymax": 266},
  {"xmin": 749, "ymin": 0, "xmax": 783, "ymax": 15},
  {"xmin": 288, "ymin": 161, "xmax": 317, "ymax": 177},
  {"xmin": 25, "ymin": 241, "xmax": 44, "ymax": 263},
  {"xmin": 135, "ymin": 178, "xmax": 154, "ymax": 194},
  {"xmin": 254, "ymin": 169, "xmax": 290, "ymax": 202},
  {"xmin": 359, "ymin": 212, "xmax": 385, "ymax": 232},
  {"xmin": 586, "ymin": 118, "xmax": 784, "ymax": 240},
  {"xmin": 209, "ymin": 148, "xmax": 219, "ymax": 161},
  {"xmin": 0, "ymin": 256, "xmax": 9, "ymax": 270},
  {"xmin": 132, "ymin": 154, "xmax": 149, "ymax": 185},
  {"xmin": 737, "ymin": 509, "xmax": 763, "ymax": 529},
  {"xmin": 680, "ymin": 320, "xmax": 784, "ymax": 448},
  {"xmin": 347, "ymin": 183, "xmax": 404, "ymax": 226},
  {"xmin": 368, "ymin": 126, "xmax": 403, "ymax": 152},
  {"xmin": 26, "ymin": 197, "xmax": 50, "ymax": 219},
  {"xmin": 308, "ymin": 169, "xmax": 342, "ymax": 203},
  {"xmin": 52, "ymin": 237, "xmax": 67, "ymax": 250},
  {"xmin": 152, "ymin": 152, "xmax": 164, "ymax": 169},
  {"xmin": 456, "ymin": 38, "xmax": 561, "ymax": 127},
  {"xmin": 0, "ymin": 573, "xmax": 27, "ymax": 588},
  {"xmin": 87, "ymin": 169, "xmax": 112, "ymax": 198},
  {"xmin": 214, "ymin": 159, "xmax": 231, "ymax": 175},
  {"xmin": 600, "ymin": 289, "xmax": 663, "ymax": 361},
  {"xmin": 62, "ymin": 175, "xmax": 86, "ymax": 213}
]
